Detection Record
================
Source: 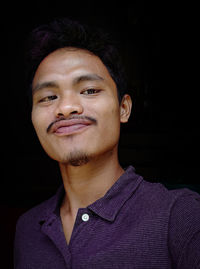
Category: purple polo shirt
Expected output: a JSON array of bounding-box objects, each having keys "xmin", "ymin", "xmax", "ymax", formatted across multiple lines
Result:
[{"xmin": 14, "ymin": 166, "xmax": 200, "ymax": 268}]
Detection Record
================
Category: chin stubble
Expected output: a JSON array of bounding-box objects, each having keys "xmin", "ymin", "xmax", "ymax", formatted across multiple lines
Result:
[{"xmin": 62, "ymin": 151, "xmax": 91, "ymax": 166}]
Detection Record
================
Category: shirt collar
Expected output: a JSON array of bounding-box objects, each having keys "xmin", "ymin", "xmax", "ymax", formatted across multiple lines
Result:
[
  {"xmin": 88, "ymin": 166, "xmax": 143, "ymax": 222},
  {"xmin": 38, "ymin": 185, "xmax": 65, "ymax": 225},
  {"xmin": 40, "ymin": 166, "xmax": 143, "ymax": 224}
]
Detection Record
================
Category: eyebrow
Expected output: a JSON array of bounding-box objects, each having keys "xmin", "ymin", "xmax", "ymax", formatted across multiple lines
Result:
[
  {"xmin": 72, "ymin": 74, "xmax": 104, "ymax": 85},
  {"xmin": 32, "ymin": 81, "xmax": 59, "ymax": 94},
  {"xmin": 32, "ymin": 73, "xmax": 104, "ymax": 94}
]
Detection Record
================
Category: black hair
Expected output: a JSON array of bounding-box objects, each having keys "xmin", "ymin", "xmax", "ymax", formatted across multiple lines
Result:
[{"xmin": 26, "ymin": 17, "xmax": 128, "ymax": 103}]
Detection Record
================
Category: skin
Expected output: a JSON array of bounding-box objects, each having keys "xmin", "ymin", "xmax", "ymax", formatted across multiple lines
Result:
[{"xmin": 32, "ymin": 48, "xmax": 132, "ymax": 243}]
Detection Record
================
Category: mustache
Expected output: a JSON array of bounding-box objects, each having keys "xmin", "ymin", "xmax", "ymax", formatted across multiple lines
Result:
[{"xmin": 46, "ymin": 115, "xmax": 97, "ymax": 133}]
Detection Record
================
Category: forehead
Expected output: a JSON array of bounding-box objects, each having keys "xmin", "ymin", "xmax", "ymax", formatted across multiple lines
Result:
[{"xmin": 32, "ymin": 48, "xmax": 114, "ymax": 87}]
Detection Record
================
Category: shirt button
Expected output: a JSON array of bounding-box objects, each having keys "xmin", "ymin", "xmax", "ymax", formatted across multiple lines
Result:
[{"xmin": 82, "ymin": 213, "xmax": 89, "ymax": 222}]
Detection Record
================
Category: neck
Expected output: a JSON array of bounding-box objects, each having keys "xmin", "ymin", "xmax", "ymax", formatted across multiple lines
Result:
[{"xmin": 59, "ymin": 148, "xmax": 124, "ymax": 218}]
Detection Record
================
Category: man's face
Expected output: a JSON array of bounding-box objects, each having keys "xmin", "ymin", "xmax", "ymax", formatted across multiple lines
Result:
[{"xmin": 32, "ymin": 48, "xmax": 131, "ymax": 165}]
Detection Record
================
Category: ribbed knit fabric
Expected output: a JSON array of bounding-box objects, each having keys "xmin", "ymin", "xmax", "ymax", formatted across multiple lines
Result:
[{"xmin": 14, "ymin": 166, "xmax": 200, "ymax": 268}]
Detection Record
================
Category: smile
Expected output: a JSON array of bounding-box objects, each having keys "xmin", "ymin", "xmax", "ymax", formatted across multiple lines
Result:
[
  {"xmin": 49, "ymin": 118, "xmax": 95, "ymax": 136},
  {"xmin": 55, "ymin": 123, "xmax": 91, "ymax": 136}
]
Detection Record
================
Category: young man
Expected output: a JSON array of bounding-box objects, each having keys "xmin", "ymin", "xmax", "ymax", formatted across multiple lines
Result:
[{"xmin": 14, "ymin": 18, "xmax": 200, "ymax": 269}]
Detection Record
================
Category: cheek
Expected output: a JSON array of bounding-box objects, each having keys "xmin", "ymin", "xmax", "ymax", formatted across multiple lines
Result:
[
  {"xmin": 104, "ymin": 98, "xmax": 121, "ymax": 122},
  {"xmin": 32, "ymin": 110, "xmax": 41, "ymax": 133},
  {"xmin": 31, "ymin": 109, "xmax": 49, "ymax": 141},
  {"xmin": 95, "ymin": 101, "xmax": 121, "ymax": 138}
]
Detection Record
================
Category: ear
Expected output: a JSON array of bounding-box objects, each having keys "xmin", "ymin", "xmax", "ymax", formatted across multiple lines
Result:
[{"xmin": 120, "ymin": 94, "xmax": 132, "ymax": 123}]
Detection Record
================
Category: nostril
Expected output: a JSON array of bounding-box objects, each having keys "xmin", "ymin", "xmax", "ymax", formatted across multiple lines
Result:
[
  {"xmin": 56, "ymin": 110, "xmax": 78, "ymax": 117},
  {"xmin": 55, "ymin": 100, "xmax": 84, "ymax": 118},
  {"xmin": 56, "ymin": 112, "xmax": 64, "ymax": 118}
]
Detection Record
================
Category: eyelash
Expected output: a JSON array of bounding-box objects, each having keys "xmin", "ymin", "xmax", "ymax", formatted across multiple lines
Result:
[
  {"xmin": 39, "ymin": 95, "xmax": 57, "ymax": 103},
  {"xmin": 38, "ymin": 89, "xmax": 101, "ymax": 103},
  {"xmin": 81, "ymin": 89, "xmax": 101, "ymax": 95}
]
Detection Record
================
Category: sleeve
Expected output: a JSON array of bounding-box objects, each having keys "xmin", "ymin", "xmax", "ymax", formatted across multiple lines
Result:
[
  {"xmin": 14, "ymin": 214, "xmax": 29, "ymax": 269},
  {"xmin": 168, "ymin": 190, "xmax": 200, "ymax": 269},
  {"xmin": 14, "ymin": 218, "xmax": 22, "ymax": 269}
]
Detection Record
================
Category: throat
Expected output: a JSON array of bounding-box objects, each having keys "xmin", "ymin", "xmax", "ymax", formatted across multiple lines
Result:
[
  {"xmin": 60, "ymin": 208, "xmax": 76, "ymax": 244},
  {"xmin": 59, "ymin": 155, "xmax": 125, "ymax": 243},
  {"xmin": 60, "ymin": 158, "xmax": 125, "ymax": 210}
]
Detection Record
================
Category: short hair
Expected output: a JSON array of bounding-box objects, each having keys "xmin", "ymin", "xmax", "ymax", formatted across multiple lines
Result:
[{"xmin": 26, "ymin": 17, "xmax": 128, "ymax": 103}]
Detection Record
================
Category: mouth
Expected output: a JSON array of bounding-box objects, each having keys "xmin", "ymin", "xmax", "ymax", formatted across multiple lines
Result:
[{"xmin": 48, "ymin": 117, "xmax": 96, "ymax": 136}]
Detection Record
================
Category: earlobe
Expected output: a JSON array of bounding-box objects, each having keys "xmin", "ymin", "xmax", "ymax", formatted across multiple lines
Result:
[{"xmin": 120, "ymin": 94, "xmax": 132, "ymax": 123}]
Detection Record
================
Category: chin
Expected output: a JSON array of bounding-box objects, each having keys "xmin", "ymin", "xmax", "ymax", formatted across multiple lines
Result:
[{"xmin": 55, "ymin": 150, "xmax": 91, "ymax": 166}]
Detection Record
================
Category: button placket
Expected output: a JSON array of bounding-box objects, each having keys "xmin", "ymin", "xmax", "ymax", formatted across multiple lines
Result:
[{"xmin": 69, "ymin": 210, "xmax": 91, "ymax": 247}]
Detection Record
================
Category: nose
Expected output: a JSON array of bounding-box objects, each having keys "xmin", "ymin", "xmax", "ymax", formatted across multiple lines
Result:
[{"xmin": 55, "ymin": 93, "xmax": 84, "ymax": 118}]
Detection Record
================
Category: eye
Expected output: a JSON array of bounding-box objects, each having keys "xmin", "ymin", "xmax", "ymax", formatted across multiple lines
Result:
[
  {"xmin": 81, "ymin": 89, "xmax": 101, "ymax": 95},
  {"xmin": 39, "ymin": 95, "xmax": 57, "ymax": 103}
]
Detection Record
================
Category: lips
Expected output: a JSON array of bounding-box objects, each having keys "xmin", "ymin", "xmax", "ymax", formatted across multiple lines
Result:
[{"xmin": 49, "ymin": 118, "xmax": 94, "ymax": 136}]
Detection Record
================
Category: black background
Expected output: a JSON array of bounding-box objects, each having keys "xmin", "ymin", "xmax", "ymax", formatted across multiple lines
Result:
[{"xmin": 1, "ymin": 1, "xmax": 200, "ymax": 267}]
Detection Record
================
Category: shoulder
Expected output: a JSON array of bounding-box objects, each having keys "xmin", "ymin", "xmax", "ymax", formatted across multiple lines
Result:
[
  {"xmin": 141, "ymin": 180, "xmax": 200, "ymax": 268},
  {"xmin": 16, "ymin": 198, "xmax": 53, "ymax": 234},
  {"xmin": 15, "ymin": 186, "xmax": 63, "ymax": 233},
  {"xmin": 135, "ymin": 179, "xmax": 200, "ymax": 232},
  {"xmin": 166, "ymin": 187, "xmax": 200, "ymax": 267},
  {"xmin": 14, "ymin": 187, "xmax": 64, "ymax": 267},
  {"xmin": 138, "ymin": 180, "xmax": 200, "ymax": 267},
  {"xmin": 167, "ymin": 186, "xmax": 200, "ymax": 235},
  {"xmin": 139, "ymin": 178, "xmax": 200, "ymax": 211}
]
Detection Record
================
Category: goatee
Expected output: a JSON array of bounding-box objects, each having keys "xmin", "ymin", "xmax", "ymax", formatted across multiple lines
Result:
[{"xmin": 63, "ymin": 151, "xmax": 91, "ymax": 166}]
